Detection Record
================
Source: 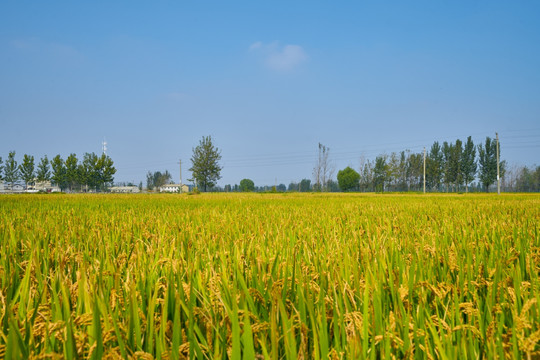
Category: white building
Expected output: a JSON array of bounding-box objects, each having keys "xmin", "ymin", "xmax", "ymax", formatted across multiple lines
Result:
[
  {"xmin": 159, "ymin": 184, "xmax": 189, "ymax": 193},
  {"xmin": 110, "ymin": 185, "xmax": 140, "ymax": 193},
  {"xmin": 29, "ymin": 180, "xmax": 61, "ymax": 193},
  {"xmin": 10, "ymin": 184, "xmax": 24, "ymax": 193}
]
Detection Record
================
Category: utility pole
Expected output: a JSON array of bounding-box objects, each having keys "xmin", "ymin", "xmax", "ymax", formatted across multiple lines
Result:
[
  {"xmin": 496, "ymin": 132, "xmax": 500, "ymax": 195},
  {"xmin": 423, "ymin": 147, "xmax": 426, "ymax": 194},
  {"xmin": 178, "ymin": 159, "xmax": 183, "ymax": 193}
]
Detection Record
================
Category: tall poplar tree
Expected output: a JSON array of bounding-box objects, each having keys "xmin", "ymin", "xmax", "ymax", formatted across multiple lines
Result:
[
  {"xmin": 462, "ymin": 136, "xmax": 477, "ymax": 192},
  {"xmin": 4, "ymin": 151, "xmax": 19, "ymax": 187},
  {"xmin": 448, "ymin": 139, "xmax": 463, "ymax": 191},
  {"xmin": 36, "ymin": 156, "xmax": 51, "ymax": 183},
  {"xmin": 97, "ymin": 154, "xmax": 116, "ymax": 190},
  {"xmin": 426, "ymin": 141, "xmax": 443, "ymax": 191},
  {"xmin": 373, "ymin": 155, "xmax": 388, "ymax": 192},
  {"xmin": 19, "ymin": 154, "xmax": 35, "ymax": 189},
  {"xmin": 478, "ymin": 137, "xmax": 498, "ymax": 192},
  {"xmin": 51, "ymin": 155, "xmax": 67, "ymax": 191},
  {"xmin": 442, "ymin": 142, "xmax": 452, "ymax": 192},
  {"xmin": 65, "ymin": 153, "xmax": 79, "ymax": 192}
]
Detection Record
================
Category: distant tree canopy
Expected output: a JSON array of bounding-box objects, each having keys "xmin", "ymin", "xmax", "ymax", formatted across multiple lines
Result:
[
  {"xmin": 239, "ymin": 178, "xmax": 255, "ymax": 192},
  {"xmin": 0, "ymin": 134, "xmax": 521, "ymax": 194},
  {"xmin": 373, "ymin": 156, "xmax": 388, "ymax": 192},
  {"xmin": 0, "ymin": 151, "xmax": 115, "ymax": 191},
  {"xmin": 299, "ymin": 179, "xmax": 311, "ymax": 192},
  {"xmin": 50, "ymin": 153, "xmax": 116, "ymax": 191},
  {"xmin": 505, "ymin": 165, "xmax": 540, "ymax": 192},
  {"xmin": 478, "ymin": 136, "xmax": 506, "ymax": 192},
  {"xmin": 146, "ymin": 170, "xmax": 173, "ymax": 191},
  {"xmin": 36, "ymin": 156, "xmax": 51, "ymax": 183},
  {"xmin": 4, "ymin": 151, "xmax": 19, "ymax": 186},
  {"xmin": 19, "ymin": 154, "xmax": 35, "ymax": 189},
  {"xmin": 337, "ymin": 166, "xmax": 360, "ymax": 192},
  {"xmin": 313, "ymin": 143, "xmax": 334, "ymax": 191},
  {"xmin": 351, "ymin": 135, "xmax": 509, "ymax": 193},
  {"xmin": 189, "ymin": 136, "xmax": 222, "ymax": 192},
  {"xmin": 192, "ymin": 135, "xmax": 514, "ymax": 193}
]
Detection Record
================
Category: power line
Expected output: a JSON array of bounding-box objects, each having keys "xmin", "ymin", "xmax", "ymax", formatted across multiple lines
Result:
[{"xmin": 114, "ymin": 128, "xmax": 540, "ymax": 175}]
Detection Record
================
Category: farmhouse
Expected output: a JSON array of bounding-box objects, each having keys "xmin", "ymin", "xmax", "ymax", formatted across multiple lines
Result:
[
  {"xmin": 109, "ymin": 185, "xmax": 140, "ymax": 193},
  {"xmin": 159, "ymin": 184, "xmax": 189, "ymax": 193},
  {"xmin": 4, "ymin": 184, "xmax": 25, "ymax": 193}
]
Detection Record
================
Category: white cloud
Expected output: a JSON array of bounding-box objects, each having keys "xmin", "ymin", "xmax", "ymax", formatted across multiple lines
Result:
[
  {"xmin": 249, "ymin": 41, "xmax": 263, "ymax": 51},
  {"xmin": 249, "ymin": 41, "xmax": 308, "ymax": 71}
]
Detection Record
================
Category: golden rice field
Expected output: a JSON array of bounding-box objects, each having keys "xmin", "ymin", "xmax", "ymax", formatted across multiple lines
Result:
[{"xmin": 0, "ymin": 193, "xmax": 539, "ymax": 359}]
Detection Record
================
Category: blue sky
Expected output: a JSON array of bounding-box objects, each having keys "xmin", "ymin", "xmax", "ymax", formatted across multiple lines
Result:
[{"xmin": 1, "ymin": 1, "xmax": 539, "ymax": 186}]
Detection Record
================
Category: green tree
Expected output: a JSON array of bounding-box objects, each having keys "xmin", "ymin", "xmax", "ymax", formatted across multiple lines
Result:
[
  {"xmin": 462, "ymin": 136, "xmax": 477, "ymax": 192},
  {"xmin": 386, "ymin": 152, "xmax": 400, "ymax": 191},
  {"xmin": 189, "ymin": 136, "xmax": 222, "ymax": 192},
  {"xmin": 74, "ymin": 152, "xmax": 98, "ymax": 191},
  {"xmin": 19, "ymin": 154, "xmax": 35, "ymax": 189},
  {"xmin": 51, "ymin": 155, "xmax": 67, "ymax": 191},
  {"xmin": 150, "ymin": 170, "xmax": 172, "ymax": 190},
  {"xmin": 406, "ymin": 152, "xmax": 423, "ymax": 191},
  {"xmin": 442, "ymin": 142, "xmax": 452, "ymax": 192},
  {"xmin": 398, "ymin": 151, "xmax": 408, "ymax": 191},
  {"xmin": 239, "ymin": 178, "xmax": 255, "ymax": 192},
  {"xmin": 337, "ymin": 166, "xmax": 360, "ymax": 192},
  {"xmin": 36, "ymin": 156, "xmax": 51, "ymax": 183},
  {"xmin": 478, "ymin": 137, "xmax": 498, "ymax": 192},
  {"xmin": 448, "ymin": 139, "xmax": 463, "ymax": 191},
  {"xmin": 426, "ymin": 142, "xmax": 443, "ymax": 191},
  {"xmin": 65, "ymin": 153, "xmax": 79, "ymax": 192},
  {"xmin": 97, "ymin": 154, "xmax": 116, "ymax": 190},
  {"xmin": 0, "ymin": 156, "xmax": 3, "ymax": 181},
  {"xmin": 146, "ymin": 171, "xmax": 154, "ymax": 191},
  {"xmin": 80, "ymin": 153, "xmax": 99, "ymax": 191},
  {"xmin": 299, "ymin": 179, "xmax": 312, "ymax": 192},
  {"xmin": 4, "ymin": 151, "xmax": 19, "ymax": 186},
  {"xmin": 373, "ymin": 155, "xmax": 388, "ymax": 192}
]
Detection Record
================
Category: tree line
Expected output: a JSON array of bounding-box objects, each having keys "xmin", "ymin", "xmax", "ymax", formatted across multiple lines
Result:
[
  {"xmin": 503, "ymin": 165, "xmax": 540, "ymax": 192},
  {"xmin": 336, "ymin": 136, "xmax": 506, "ymax": 192},
  {"xmin": 167, "ymin": 134, "xmax": 518, "ymax": 193},
  {"xmin": 0, "ymin": 151, "xmax": 116, "ymax": 192}
]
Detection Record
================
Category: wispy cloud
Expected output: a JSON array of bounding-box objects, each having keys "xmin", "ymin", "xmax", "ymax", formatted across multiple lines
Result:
[
  {"xmin": 249, "ymin": 41, "xmax": 263, "ymax": 51},
  {"xmin": 10, "ymin": 38, "xmax": 82, "ymax": 60},
  {"xmin": 249, "ymin": 41, "xmax": 308, "ymax": 71}
]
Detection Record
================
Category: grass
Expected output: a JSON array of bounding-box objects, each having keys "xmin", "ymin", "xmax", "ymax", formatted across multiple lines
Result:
[{"xmin": 0, "ymin": 193, "xmax": 539, "ymax": 359}]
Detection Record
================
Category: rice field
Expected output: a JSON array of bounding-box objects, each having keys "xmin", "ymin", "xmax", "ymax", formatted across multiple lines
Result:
[{"xmin": 0, "ymin": 193, "xmax": 539, "ymax": 359}]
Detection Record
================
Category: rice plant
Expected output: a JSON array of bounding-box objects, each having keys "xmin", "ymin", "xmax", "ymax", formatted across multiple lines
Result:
[{"xmin": 0, "ymin": 193, "xmax": 539, "ymax": 359}]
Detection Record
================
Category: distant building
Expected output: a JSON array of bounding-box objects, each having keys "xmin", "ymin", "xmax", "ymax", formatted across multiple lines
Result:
[
  {"xmin": 34, "ymin": 180, "xmax": 51, "ymax": 192},
  {"xmin": 159, "ymin": 184, "xmax": 189, "ymax": 193},
  {"xmin": 31, "ymin": 180, "xmax": 61, "ymax": 193},
  {"xmin": 10, "ymin": 184, "xmax": 24, "ymax": 193},
  {"xmin": 110, "ymin": 185, "xmax": 140, "ymax": 193}
]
